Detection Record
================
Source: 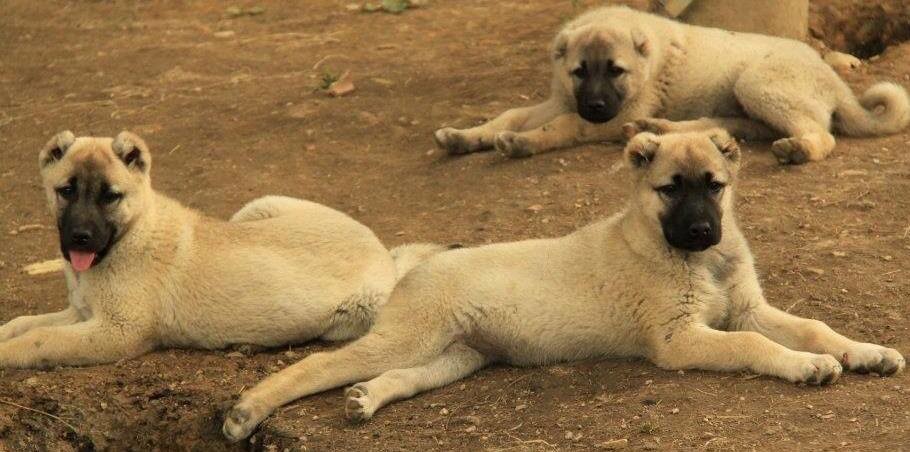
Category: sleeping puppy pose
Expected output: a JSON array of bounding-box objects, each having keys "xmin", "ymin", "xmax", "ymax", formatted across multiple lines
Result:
[
  {"xmin": 0, "ymin": 131, "xmax": 445, "ymax": 368},
  {"xmin": 434, "ymin": 6, "xmax": 910, "ymax": 164},
  {"xmin": 223, "ymin": 129, "xmax": 904, "ymax": 441}
]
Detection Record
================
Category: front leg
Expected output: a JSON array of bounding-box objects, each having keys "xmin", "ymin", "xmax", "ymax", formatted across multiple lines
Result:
[
  {"xmin": 728, "ymin": 264, "xmax": 905, "ymax": 376},
  {"xmin": 434, "ymin": 99, "xmax": 565, "ymax": 155},
  {"xmin": 494, "ymin": 109, "xmax": 647, "ymax": 158},
  {"xmin": 0, "ymin": 319, "xmax": 154, "ymax": 368},
  {"xmin": 0, "ymin": 307, "xmax": 82, "ymax": 342},
  {"xmin": 651, "ymin": 324, "xmax": 842, "ymax": 385}
]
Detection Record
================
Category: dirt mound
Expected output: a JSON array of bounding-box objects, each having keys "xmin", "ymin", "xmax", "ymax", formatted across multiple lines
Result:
[{"xmin": 811, "ymin": 0, "xmax": 910, "ymax": 58}]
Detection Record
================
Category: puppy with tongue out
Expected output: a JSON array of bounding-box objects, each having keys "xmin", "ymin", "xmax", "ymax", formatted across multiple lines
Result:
[{"xmin": 0, "ymin": 130, "xmax": 430, "ymax": 369}]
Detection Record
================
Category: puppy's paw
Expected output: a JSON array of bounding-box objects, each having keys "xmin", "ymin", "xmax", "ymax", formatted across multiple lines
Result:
[
  {"xmin": 842, "ymin": 344, "xmax": 905, "ymax": 376},
  {"xmin": 771, "ymin": 137, "xmax": 810, "ymax": 165},
  {"xmin": 222, "ymin": 400, "xmax": 268, "ymax": 443},
  {"xmin": 344, "ymin": 383, "xmax": 376, "ymax": 422},
  {"xmin": 787, "ymin": 353, "xmax": 842, "ymax": 385},
  {"xmin": 434, "ymin": 128, "xmax": 478, "ymax": 155},
  {"xmin": 622, "ymin": 118, "xmax": 673, "ymax": 139},
  {"xmin": 494, "ymin": 131, "xmax": 535, "ymax": 158}
]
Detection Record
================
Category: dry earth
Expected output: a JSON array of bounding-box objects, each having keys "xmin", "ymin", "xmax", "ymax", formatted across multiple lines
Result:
[{"xmin": 0, "ymin": 1, "xmax": 908, "ymax": 450}]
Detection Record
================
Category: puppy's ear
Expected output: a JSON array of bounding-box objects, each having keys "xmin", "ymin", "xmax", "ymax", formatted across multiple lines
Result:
[
  {"xmin": 39, "ymin": 130, "xmax": 75, "ymax": 168},
  {"xmin": 631, "ymin": 28, "xmax": 651, "ymax": 57},
  {"xmin": 553, "ymin": 30, "xmax": 570, "ymax": 60},
  {"xmin": 624, "ymin": 132, "xmax": 660, "ymax": 169},
  {"xmin": 112, "ymin": 131, "xmax": 151, "ymax": 173},
  {"xmin": 707, "ymin": 129, "xmax": 740, "ymax": 164}
]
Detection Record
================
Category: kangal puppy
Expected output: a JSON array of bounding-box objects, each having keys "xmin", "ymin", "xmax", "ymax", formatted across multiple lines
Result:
[
  {"xmin": 434, "ymin": 6, "xmax": 910, "ymax": 164},
  {"xmin": 0, "ymin": 131, "xmax": 443, "ymax": 368},
  {"xmin": 224, "ymin": 129, "xmax": 905, "ymax": 441}
]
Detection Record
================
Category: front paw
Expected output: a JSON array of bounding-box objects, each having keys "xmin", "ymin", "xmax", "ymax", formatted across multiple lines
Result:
[
  {"xmin": 494, "ymin": 131, "xmax": 535, "ymax": 158},
  {"xmin": 222, "ymin": 399, "xmax": 269, "ymax": 443},
  {"xmin": 621, "ymin": 118, "xmax": 673, "ymax": 140},
  {"xmin": 344, "ymin": 383, "xmax": 376, "ymax": 422},
  {"xmin": 786, "ymin": 353, "xmax": 842, "ymax": 385},
  {"xmin": 434, "ymin": 127, "xmax": 478, "ymax": 155},
  {"xmin": 842, "ymin": 344, "xmax": 905, "ymax": 376}
]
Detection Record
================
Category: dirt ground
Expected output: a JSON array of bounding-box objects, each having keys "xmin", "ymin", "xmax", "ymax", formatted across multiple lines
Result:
[{"xmin": 1, "ymin": 1, "xmax": 909, "ymax": 450}]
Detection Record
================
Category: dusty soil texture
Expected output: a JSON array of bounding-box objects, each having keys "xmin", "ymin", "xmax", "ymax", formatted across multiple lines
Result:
[{"xmin": 1, "ymin": 1, "xmax": 909, "ymax": 451}]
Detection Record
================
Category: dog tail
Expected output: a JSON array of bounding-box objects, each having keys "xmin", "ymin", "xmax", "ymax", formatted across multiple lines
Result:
[
  {"xmin": 834, "ymin": 82, "xmax": 910, "ymax": 136},
  {"xmin": 389, "ymin": 242, "xmax": 462, "ymax": 279}
]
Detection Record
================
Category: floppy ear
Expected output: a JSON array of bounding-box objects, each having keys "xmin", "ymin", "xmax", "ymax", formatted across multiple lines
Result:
[
  {"xmin": 112, "ymin": 131, "xmax": 151, "ymax": 172},
  {"xmin": 39, "ymin": 130, "xmax": 76, "ymax": 168},
  {"xmin": 707, "ymin": 129, "xmax": 740, "ymax": 164},
  {"xmin": 631, "ymin": 28, "xmax": 651, "ymax": 57},
  {"xmin": 624, "ymin": 132, "xmax": 660, "ymax": 169},
  {"xmin": 552, "ymin": 30, "xmax": 570, "ymax": 60}
]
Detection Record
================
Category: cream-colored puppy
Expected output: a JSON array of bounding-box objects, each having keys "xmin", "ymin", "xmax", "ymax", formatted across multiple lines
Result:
[
  {"xmin": 0, "ymin": 131, "xmax": 441, "ymax": 368},
  {"xmin": 434, "ymin": 6, "xmax": 910, "ymax": 164},
  {"xmin": 223, "ymin": 129, "xmax": 904, "ymax": 441}
]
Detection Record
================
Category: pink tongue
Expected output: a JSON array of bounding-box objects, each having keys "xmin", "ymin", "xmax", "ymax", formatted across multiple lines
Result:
[{"xmin": 69, "ymin": 251, "xmax": 96, "ymax": 272}]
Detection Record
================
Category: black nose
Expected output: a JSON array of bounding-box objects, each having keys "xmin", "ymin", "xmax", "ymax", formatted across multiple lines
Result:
[
  {"xmin": 73, "ymin": 229, "xmax": 93, "ymax": 246},
  {"xmin": 586, "ymin": 100, "xmax": 607, "ymax": 111},
  {"xmin": 688, "ymin": 222, "xmax": 712, "ymax": 238}
]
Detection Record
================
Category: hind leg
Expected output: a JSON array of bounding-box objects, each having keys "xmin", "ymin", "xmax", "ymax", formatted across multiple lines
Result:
[
  {"xmin": 222, "ymin": 319, "xmax": 450, "ymax": 441},
  {"xmin": 769, "ymin": 123, "xmax": 836, "ymax": 164},
  {"xmin": 230, "ymin": 195, "xmax": 307, "ymax": 222},
  {"xmin": 344, "ymin": 342, "xmax": 487, "ymax": 421},
  {"xmin": 434, "ymin": 99, "xmax": 565, "ymax": 155},
  {"xmin": 734, "ymin": 66, "xmax": 838, "ymax": 164}
]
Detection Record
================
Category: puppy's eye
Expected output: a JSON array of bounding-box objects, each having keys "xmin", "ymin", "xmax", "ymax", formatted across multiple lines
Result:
[
  {"xmin": 607, "ymin": 61, "xmax": 625, "ymax": 77},
  {"xmin": 55, "ymin": 185, "xmax": 76, "ymax": 201},
  {"xmin": 572, "ymin": 62, "xmax": 588, "ymax": 79},
  {"xmin": 708, "ymin": 181, "xmax": 726, "ymax": 194},
  {"xmin": 655, "ymin": 184, "xmax": 678, "ymax": 197},
  {"xmin": 101, "ymin": 191, "xmax": 124, "ymax": 204}
]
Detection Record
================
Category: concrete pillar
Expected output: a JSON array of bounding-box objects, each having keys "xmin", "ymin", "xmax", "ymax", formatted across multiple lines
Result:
[{"xmin": 657, "ymin": 0, "xmax": 809, "ymax": 41}]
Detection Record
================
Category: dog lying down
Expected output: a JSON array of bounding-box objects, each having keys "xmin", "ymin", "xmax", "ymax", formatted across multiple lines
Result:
[
  {"xmin": 224, "ymin": 129, "xmax": 905, "ymax": 441},
  {"xmin": 0, "ymin": 131, "xmax": 444, "ymax": 368}
]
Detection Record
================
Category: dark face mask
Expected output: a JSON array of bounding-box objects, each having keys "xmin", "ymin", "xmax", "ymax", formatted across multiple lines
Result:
[
  {"xmin": 657, "ymin": 174, "xmax": 725, "ymax": 252},
  {"xmin": 572, "ymin": 59, "xmax": 626, "ymax": 123},
  {"xmin": 56, "ymin": 174, "xmax": 123, "ymax": 272}
]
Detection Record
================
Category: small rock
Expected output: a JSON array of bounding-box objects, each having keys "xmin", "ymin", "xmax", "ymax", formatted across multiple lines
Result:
[
  {"xmin": 225, "ymin": 6, "xmax": 243, "ymax": 17},
  {"xmin": 526, "ymin": 204, "xmax": 543, "ymax": 213},
  {"xmin": 514, "ymin": 404, "xmax": 527, "ymax": 411},
  {"xmin": 284, "ymin": 350, "xmax": 300, "ymax": 359},
  {"xmin": 831, "ymin": 251, "xmax": 847, "ymax": 257},
  {"xmin": 599, "ymin": 438, "xmax": 629, "ymax": 450},
  {"xmin": 439, "ymin": 408, "xmax": 449, "ymax": 415},
  {"xmin": 225, "ymin": 351, "xmax": 245, "ymax": 359},
  {"xmin": 464, "ymin": 425, "xmax": 476, "ymax": 433},
  {"xmin": 454, "ymin": 415, "xmax": 480, "ymax": 426},
  {"xmin": 806, "ymin": 267, "xmax": 825, "ymax": 276},
  {"xmin": 837, "ymin": 169, "xmax": 868, "ymax": 177},
  {"xmin": 824, "ymin": 51, "xmax": 861, "ymax": 72},
  {"xmin": 882, "ymin": 255, "xmax": 893, "ymax": 261},
  {"xmin": 214, "ymin": 30, "xmax": 236, "ymax": 38},
  {"xmin": 670, "ymin": 408, "xmax": 679, "ymax": 414},
  {"xmin": 327, "ymin": 71, "xmax": 355, "ymax": 97},
  {"xmin": 345, "ymin": 3, "xmax": 362, "ymax": 12}
]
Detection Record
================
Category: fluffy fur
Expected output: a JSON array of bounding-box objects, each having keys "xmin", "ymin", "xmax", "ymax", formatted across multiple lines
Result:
[
  {"xmin": 434, "ymin": 6, "xmax": 910, "ymax": 164},
  {"xmin": 0, "ymin": 131, "xmax": 441, "ymax": 368},
  {"xmin": 223, "ymin": 129, "xmax": 904, "ymax": 441}
]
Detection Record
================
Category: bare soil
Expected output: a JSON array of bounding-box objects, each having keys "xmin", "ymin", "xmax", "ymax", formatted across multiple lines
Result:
[{"xmin": 1, "ymin": 1, "xmax": 908, "ymax": 451}]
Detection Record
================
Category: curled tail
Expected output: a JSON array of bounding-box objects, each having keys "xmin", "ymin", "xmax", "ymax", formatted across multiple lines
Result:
[
  {"xmin": 835, "ymin": 82, "xmax": 910, "ymax": 137},
  {"xmin": 389, "ymin": 243, "xmax": 462, "ymax": 279}
]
